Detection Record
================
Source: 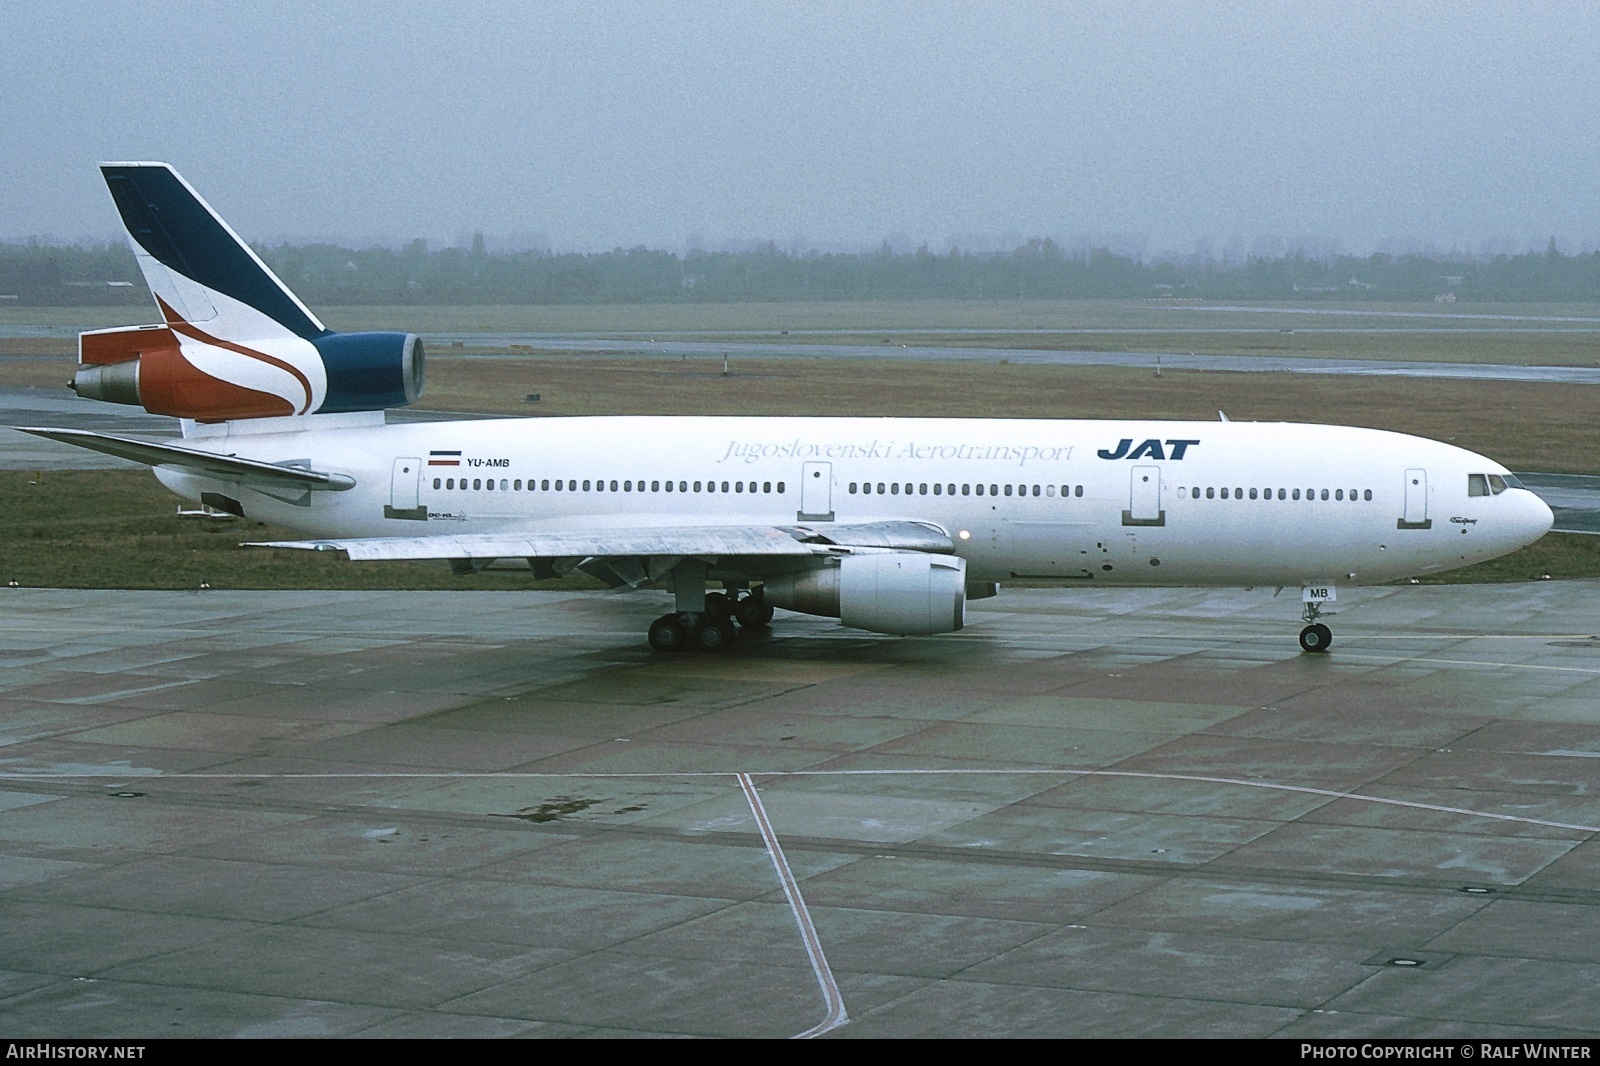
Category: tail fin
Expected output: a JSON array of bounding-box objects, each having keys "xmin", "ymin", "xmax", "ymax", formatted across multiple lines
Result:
[
  {"xmin": 71, "ymin": 163, "xmax": 423, "ymax": 423},
  {"xmin": 101, "ymin": 162, "xmax": 328, "ymax": 341}
]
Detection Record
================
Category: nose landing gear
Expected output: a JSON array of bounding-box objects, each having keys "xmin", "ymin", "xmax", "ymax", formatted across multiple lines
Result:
[
  {"xmin": 1298, "ymin": 595, "xmax": 1333, "ymax": 653},
  {"xmin": 1298, "ymin": 622, "xmax": 1333, "ymax": 653}
]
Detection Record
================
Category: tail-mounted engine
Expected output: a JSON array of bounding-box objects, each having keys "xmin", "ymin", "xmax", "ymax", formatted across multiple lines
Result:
[{"xmin": 71, "ymin": 324, "xmax": 424, "ymax": 422}]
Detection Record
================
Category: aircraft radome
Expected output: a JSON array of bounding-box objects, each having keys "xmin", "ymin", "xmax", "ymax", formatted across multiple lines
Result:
[{"xmin": 16, "ymin": 164, "xmax": 1555, "ymax": 654}]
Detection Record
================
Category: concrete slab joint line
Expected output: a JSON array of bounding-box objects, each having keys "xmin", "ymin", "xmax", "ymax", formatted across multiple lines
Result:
[{"xmin": 738, "ymin": 772, "xmax": 849, "ymax": 1038}]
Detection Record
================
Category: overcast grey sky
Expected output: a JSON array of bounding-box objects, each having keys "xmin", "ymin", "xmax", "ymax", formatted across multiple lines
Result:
[{"xmin": 5, "ymin": 1, "xmax": 1598, "ymax": 256}]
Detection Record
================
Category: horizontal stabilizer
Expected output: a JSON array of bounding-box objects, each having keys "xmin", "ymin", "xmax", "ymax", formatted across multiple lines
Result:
[{"xmin": 12, "ymin": 427, "xmax": 355, "ymax": 490}]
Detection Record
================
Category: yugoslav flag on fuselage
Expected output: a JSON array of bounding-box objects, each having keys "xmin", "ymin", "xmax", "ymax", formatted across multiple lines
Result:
[{"xmin": 102, "ymin": 163, "xmax": 330, "ymax": 416}]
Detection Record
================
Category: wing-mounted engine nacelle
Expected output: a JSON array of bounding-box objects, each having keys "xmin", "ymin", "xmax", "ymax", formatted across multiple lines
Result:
[
  {"xmin": 763, "ymin": 552, "xmax": 968, "ymax": 635},
  {"xmin": 70, "ymin": 326, "xmax": 424, "ymax": 421}
]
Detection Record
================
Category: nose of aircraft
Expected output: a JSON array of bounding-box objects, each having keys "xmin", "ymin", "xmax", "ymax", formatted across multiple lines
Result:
[{"xmin": 1518, "ymin": 488, "xmax": 1556, "ymax": 544}]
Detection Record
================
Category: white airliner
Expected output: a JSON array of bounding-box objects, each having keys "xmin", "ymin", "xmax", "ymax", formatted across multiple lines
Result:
[{"xmin": 18, "ymin": 163, "xmax": 1555, "ymax": 653}]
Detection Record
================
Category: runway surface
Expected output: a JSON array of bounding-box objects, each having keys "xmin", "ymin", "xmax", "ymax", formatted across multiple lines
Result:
[
  {"xmin": 423, "ymin": 334, "xmax": 1600, "ymax": 385},
  {"xmin": 2, "ymin": 356, "xmax": 1599, "ymax": 1037},
  {"xmin": 1, "ymin": 583, "xmax": 1598, "ymax": 1038}
]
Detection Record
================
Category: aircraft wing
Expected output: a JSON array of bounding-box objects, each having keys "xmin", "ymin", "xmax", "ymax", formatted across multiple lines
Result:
[
  {"xmin": 12, "ymin": 427, "xmax": 355, "ymax": 491},
  {"xmin": 250, "ymin": 519, "xmax": 956, "ymax": 584},
  {"xmin": 252, "ymin": 525, "xmax": 826, "ymax": 562}
]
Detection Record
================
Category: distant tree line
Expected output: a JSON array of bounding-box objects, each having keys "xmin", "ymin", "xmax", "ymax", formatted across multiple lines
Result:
[{"xmin": 4, "ymin": 236, "xmax": 1599, "ymax": 307}]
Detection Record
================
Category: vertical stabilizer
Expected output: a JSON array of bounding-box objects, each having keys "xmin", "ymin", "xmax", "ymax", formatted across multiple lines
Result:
[
  {"xmin": 75, "ymin": 164, "xmax": 423, "ymax": 422},
  {"xmin": 100, "ymin": 163, "xmax": 327, "ymax": 341}
]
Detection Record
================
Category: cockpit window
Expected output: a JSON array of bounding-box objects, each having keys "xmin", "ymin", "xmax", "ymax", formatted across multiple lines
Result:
[{"xmin": 1469, "ymin": 473, "xmax": 1518, "ymax": 496}]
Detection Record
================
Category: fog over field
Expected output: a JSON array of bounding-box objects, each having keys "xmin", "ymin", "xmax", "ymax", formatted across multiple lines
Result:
[{"xmin": 4, "ymin": 1, "xmax": 1599, "ymax": 257}]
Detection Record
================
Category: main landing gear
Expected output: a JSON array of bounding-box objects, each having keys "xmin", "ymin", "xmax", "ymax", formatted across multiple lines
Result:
[
  {"xmin": 1298, "ymin": 597, "xmax": 1333, "ymax": 654},
  {"xmin": 647, "ymin": 586, "xmax": 773, "ymax": 654}
]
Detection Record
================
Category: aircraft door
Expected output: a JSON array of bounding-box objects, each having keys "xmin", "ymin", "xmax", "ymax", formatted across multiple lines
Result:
[
  {"xmin": 385, "ymin": 456, "xmax": 426, "ymax": 520},
  {"xmin": 798, "ymin": 461, "xmax": 834, "ymax": 521},
  {"xmin": 1123, "ymin": 465, "xmax": 1165, "ymax": 526},
  {"xmin": 1399, "ymin": 468, "xmax": 1431, "ymax": 529}
]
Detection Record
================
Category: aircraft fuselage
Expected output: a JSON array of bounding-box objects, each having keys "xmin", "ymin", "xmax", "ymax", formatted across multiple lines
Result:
[{"xmin": 157, "ymin": 412, "xmax": 1553, "ymax": 589}]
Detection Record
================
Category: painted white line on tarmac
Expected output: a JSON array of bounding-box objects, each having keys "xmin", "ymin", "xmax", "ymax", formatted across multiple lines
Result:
[
  {"xmin": 9, "ymin": 767, "xmax": 1596, "ymax": 834},
  {"xmin": 738, "ymin": 772, "xmax": 848, "ymax": 1039}
]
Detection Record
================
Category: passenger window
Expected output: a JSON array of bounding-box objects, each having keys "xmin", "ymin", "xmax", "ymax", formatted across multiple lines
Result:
[
  {"xmin": 919, "ymin": 483, "xmax": 928, "ymax": 495},
  {"xmin": 1249, "ymin": 488, "xmax": 1257, "ymax": 500},
  {"xmin": 1292, "ymin": 489, "xmax": 1300, "ymax": 500},
  {"xmin": 694, "ymin": 481, "xmax": 703, "ymax": 492},
  {"xmin": 976, "ymin": 484, "xmax": 985, "ymax": 496},
  {"xmin": 933, "ymin": 483, "xmax": 943, "ymax": 495},
  {"xmin": 963, "ymin": 484, "xmax": 971, "ymax": 496},
  {"xmin": 1206, "ymin": 487, "xmax": 1215, "ymax": 499},
  {"xmin": 433, "ymin": 478, "xmax": 441, "ymax": 489},
  {"xmin": 721, "ymin": 482, "xmax": 729, "ymax": 493},
  {"xmin": 1364, "ymin": 490, "xmax": 1372, "ymax": 501},
  {"xmin": 1320, "ymin": 489, "xmax": 1328, "ymax": 501},
  {"xmin": 1004, "ymin": 485, "xmax": 1013, "ymax": 497},
  {"xmin": 1074, "ymin": 486, "xmax": 1083, "ymax": 497}
]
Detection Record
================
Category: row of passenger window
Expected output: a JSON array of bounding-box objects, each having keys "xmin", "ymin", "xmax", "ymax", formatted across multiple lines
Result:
[
  {"xmin": 849, "ymin": 482, "xmax": 1085, "ymax": 498},
  {"xmin": 1181, "ymin": 486, "xmax": 1372, "ymax": 501},
  {"xmin": 433, "ymin": 477, "xmax": 787, "ymax": 494}
]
